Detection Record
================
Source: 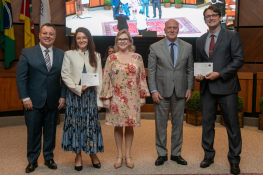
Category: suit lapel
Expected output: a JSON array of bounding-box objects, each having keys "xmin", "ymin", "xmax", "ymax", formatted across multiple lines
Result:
[
  {"xmin": 174, "ymin": 39, "xmax": 184, "ymax": 68},
  {"xmin": 37, "ymin": 44, "xmax": 48, "ymax": 72},
  {"xmin": 201, "ymin": 33, "xmax": 209, "ymax": 60},
  {"xmin": 49, "ymin": 47, "xmax": 58, "ymax": 73},
  {"xmin": 161, "ymin": 38, "xmax": 174, "ymax": 67},
  {"xmin": 210, "ymin": 28, "xmax": 224, "ymax": 58}
]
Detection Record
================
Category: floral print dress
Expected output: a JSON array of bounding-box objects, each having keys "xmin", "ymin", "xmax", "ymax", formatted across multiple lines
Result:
[{"xmin": 100, "ymin": 53, "xmax": 150, "ymax": 127}]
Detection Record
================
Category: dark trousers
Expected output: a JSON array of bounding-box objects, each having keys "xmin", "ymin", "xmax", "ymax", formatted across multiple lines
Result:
[
  {"xmin": 152, "ymin": 2, "xmax": 162, "ymax": 17},
  {"xmin": 113, "ymin": 6, "xmax": 120, "ymax": 19},
  {"xmin": 25, "ymin": 102, "xmax": 59, "ymax": 163},
  {"xmin": 201, "ymin": 85, "xmax": 242, "ymax": 164}
]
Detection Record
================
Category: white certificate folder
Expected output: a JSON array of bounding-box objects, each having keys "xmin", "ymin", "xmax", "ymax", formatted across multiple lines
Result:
[
  {"xmin": 81, "ymin": 73, "xmax": 99, "ymax": 86},
  {"xmin": 194, "ymin": 63, "xmax": 213, "ymax": 76}
]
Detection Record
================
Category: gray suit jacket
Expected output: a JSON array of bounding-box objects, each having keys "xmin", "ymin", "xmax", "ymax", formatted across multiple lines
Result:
[
  {"xmin": 196, "ymin": 28, "xmax": 244, "ymax": 95},
  {"xmin": 148, "ymin": 38, "xmax": 194, "ymax": 98},
  {"xmin": 16, "ymin": 44, "xmax": 66, "ymax": 109}
]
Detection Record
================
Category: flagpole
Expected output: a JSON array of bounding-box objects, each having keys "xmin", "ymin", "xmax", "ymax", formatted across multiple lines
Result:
[{"xmin": 23, "ymin": 0, "xmax": 26, "ymax": 20}]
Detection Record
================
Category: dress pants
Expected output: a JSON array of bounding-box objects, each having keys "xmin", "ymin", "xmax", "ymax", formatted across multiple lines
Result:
[
  {"xmin": 201, "ymin": 84, "xmax": 242, "ymax": 164},
  {"xmin": 141, "ymin": 3, "xmax": 149, "ymax": 16},
  {"xmin": 25, "ymin": 102, "xmax": 59, "ymax": 163},
  {"xmin": 113, "ymin": 6, "xmax": 120, "ymax": 19},
  {"xmin": 154, "ymin": 90, "xmax": 185, "ymax": 156},
  {"xmin": 152, "ymin": 2, "xmax": 162, "ymax": 18}
]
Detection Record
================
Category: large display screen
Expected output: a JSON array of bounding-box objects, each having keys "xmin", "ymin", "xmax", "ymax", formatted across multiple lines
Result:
[{"xmin": 65, "ymin": 0, "xmax": 236, "ymax": 37}]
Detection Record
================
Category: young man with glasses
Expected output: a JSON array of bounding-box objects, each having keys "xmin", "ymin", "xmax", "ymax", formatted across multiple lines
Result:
[{"xmin": 195, "ymin": 6, "xmax": 244, "ymax": 174}]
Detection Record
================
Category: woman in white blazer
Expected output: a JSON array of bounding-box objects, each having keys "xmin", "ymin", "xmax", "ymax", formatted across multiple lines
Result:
[{"xmin": 61, "ymin": 27, "xmax": 104, "ymax": 171}]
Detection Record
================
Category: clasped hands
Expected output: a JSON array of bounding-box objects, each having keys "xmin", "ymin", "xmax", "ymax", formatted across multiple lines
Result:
[
  {"xmin": 23, "ymin": 97, "xmax": 66, "ymax": 110},
  {"xmin": 195, "ymin": 72, "xmax": 220, "ymax": 81}
]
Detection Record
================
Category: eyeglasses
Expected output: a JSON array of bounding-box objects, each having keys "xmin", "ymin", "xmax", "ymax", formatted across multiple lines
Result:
[
  {"xmin": 118, "ymin": 38, "xmax": 129, "ymax": 42},
  {"xmin": 205, "ymin": 14, "xmax": 219, "ymax": 19}
]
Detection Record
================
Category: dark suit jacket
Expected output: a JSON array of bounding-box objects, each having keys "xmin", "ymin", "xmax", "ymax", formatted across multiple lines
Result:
[
  {"xmin": 115, "ymin": 14, "xmax": 129, "ymax": 30},
  {"xmin": 196, "ymin": 28, "xmax": 244, "ymax": 95},
  {"xmin": 16, "ymin": 44, "xmax": 66, "ymax": 109}
]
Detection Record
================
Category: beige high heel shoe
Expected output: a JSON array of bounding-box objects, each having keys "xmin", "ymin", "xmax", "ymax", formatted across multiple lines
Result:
[
  {"xmin": 125, "ymin": 157, "xmax": 134, "ymax": 169},
  {"xmin": 114, "ymin": 157, "xmax": 123, "ymax": 169}
]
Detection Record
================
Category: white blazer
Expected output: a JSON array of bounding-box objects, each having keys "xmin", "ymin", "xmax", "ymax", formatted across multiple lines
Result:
[{"xmin": 61, "ymin": 49, "xmax": 103, "ymax": 107}]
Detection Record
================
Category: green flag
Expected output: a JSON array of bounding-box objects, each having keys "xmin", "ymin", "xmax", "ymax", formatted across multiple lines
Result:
[{"xmin": 0, "ymin": 0, "xmax": 16, "ymax": 68}]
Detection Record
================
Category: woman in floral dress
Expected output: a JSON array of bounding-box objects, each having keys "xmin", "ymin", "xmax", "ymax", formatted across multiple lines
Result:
[{"xmin": 100, "ymin": 29, "xmax": 150, "ymax": 169}]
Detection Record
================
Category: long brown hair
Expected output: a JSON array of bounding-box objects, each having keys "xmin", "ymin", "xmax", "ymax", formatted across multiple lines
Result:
[
  {"xmin": 103, "ymin": 46, "xmax": 114, "ymax": 61},
  {"xmin": 73, "ymin": 27, "xmax": 98, "ymax": 70}
]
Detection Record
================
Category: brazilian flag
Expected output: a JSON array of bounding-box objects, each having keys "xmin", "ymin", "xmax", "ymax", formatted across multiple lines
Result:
[{"xmin": 0, "ymin": 0, "xmax": 15, "ymax": 68}]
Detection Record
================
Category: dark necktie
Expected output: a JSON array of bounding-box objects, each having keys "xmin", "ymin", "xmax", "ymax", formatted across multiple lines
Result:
[
  {"xmin": 209, "ymin": 34, "xmax": 215, "ymax": 57},
  {"xmin": 170, "ymin": 43, "xmax": 175, "ymax": 65}
]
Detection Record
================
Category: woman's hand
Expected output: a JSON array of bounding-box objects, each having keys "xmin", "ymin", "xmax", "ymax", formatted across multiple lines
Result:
[
  {"xmin": 103, "ymin": 99, "xmax": 110, "ymax": 108},
  {"xmin": 140, "ymin": 98, "xmax": 146, "ymax": 107},
  {"xmin": 81, "ymin": 85, "xmax": 90, "ymax": 92}
]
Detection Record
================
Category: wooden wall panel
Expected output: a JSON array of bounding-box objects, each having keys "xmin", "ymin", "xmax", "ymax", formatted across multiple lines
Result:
[
  {"xmin": 90, "ymin": 0, "xmax": 101, "ymax": 7},
  {"xmin": 239, "ymin": 64, "xmax": 263, "ymax": 73},
  {"xmin": 239, "ymin": 0, "xmax": 263, "ymax": 27},
  {"xmin": 237, "ymin": 72, "xmax": 253, "ymax": 113},
  {"xmin": 0, "ymin": 78, "xmax": 23, "ymax": 112},
  {"xmin": 256, "ymin": 72, "xmax": 263, "ymax": 112},
  {"xmin": 239, "ymin": 28, "xmax": 263, "ymax": 63}
]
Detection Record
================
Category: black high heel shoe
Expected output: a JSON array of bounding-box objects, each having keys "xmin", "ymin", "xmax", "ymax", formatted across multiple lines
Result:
[
  {"xmin": 75, "ymin": 158, "xmax": 83, "ymax": 171},
  {"xmin": 90, "ymin": 155, "xmax": 101, "ymax": 169}
]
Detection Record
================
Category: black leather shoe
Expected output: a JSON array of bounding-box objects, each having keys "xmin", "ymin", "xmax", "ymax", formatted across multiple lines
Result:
[
  {"xmin": 200, "ymin": 158, "xmax": 214, "ymax": 168},
  {"xmin": 155, "ymin": 156, "xmax": 168, "ymax": 166},
  {"xmin": 75, "ymin": 158, "xmax": 83, "ymax": 171},
  {"xmin": 90, "ymin": 155, "xmax": 101, "ymax": 169},
  {"xmin": 171, "ymin": 155, "xmax": 187, "ymax": 165},
  {"xmin": 153, "ymin": 15, "xmax": 156, "ymax": 18},
  {"xmin": 44, "ymin": 159, "xmax": 57, "ymax": 169},
  {"xmin": 25, "ymin": 163, "xmax": 38, "ymax": 173},
  {"xmin": 230, "ymin": 163, "xmax": 240, "ymax": 174}
]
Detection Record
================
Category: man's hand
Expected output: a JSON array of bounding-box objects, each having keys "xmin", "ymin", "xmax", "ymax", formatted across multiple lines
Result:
[
  {"xmin": 205, "ymin": 72, "xmax": 220, "ymax": 80},
  {"xmin": 82, "ymin": 85, "xmax": 90, "ymax": 92},
  {"xmin": 58, "ymin": 98, "xmax": 66, "ymax": 110},
  {"xmin": 195, "ymin": 74, "xmax": 205, "ymax": 81},
  {"xmin": 185, "ymin": 89, "xmax": 192, "ymax": 102},
  {"xmin": 23, "ymin": 99, "xmax": 33, "ymax": 110},
  {"xmin": 103, "ymin": 99, "xmax": 110, "ymax": 108},
  {"xmin": 152, "ymin": 91, "xmax": 162, "ymax": 104},
  {"xmin": 140, "ymin": 98, "xmax": 146, "ymax": 106},
  {"xmin": 98, "ymin": 107, "xmax": 102, "ymax": 111}
]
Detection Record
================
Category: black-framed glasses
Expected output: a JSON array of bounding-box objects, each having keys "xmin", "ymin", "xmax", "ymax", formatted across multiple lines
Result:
[
  {"xmin": 118, "ymin": 38, "xmax": 129, "ymax": 42},
  {"xmin": 205, "ymin": 14, "xmax": 219, "ymax": 19}
]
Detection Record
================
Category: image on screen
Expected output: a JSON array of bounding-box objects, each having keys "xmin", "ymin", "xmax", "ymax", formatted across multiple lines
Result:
[{"xmin": 65, "ymin": 0, "xmax": 236, "ymax": 37}]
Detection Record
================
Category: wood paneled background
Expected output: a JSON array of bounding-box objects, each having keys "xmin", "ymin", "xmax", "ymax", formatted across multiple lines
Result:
[{"xmin": 0, "ymin": 0, "xmax": 263, "ymax": 114}]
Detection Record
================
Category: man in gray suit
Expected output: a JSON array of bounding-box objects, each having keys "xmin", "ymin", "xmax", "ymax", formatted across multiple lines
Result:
[
  {"xmin": 196, "ymin": 6, "xmax": 244, "ymax": 174},
  {"xmin": 148, "ymin": 19, "xmax": 194, "ymax": 166},
  {"xmin": 16, "ymin": 23, "xmax": 66, "ymax": 173}
]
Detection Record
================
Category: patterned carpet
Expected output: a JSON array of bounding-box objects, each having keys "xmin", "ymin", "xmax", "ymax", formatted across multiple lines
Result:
[{"xmin": 102, "ymin": 17, "xmax": 201, "ymax": 36}]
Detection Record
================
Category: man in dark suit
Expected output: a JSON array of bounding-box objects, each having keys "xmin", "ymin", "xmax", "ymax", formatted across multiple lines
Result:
[
  {"xmin": 148, "ymin": 19, "xmax": 194, "ymax": 166},
  {"xmin": 16, "ymin": 23, "xmax": 66, "ymax": 173},
  {"xmin": 195, "ymin": 6, "xmax": 244, "ymax": 174}
]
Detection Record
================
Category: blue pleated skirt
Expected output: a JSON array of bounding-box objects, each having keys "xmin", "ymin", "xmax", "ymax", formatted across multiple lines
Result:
[{"xmin": 61, "ymin": 87, "xmax": 104, "ymax": 154}]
